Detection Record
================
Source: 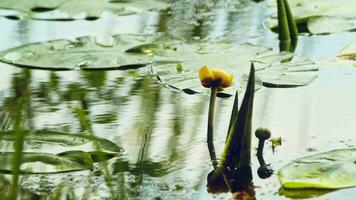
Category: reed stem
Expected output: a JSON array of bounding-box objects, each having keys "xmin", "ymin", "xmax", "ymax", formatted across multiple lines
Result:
[
  {"xmin": 283, "ymin": 0, "xmax": 298, "ymax": 40},
  {"xmin": 277, "ymin": 0, "xmax": 290, "ymax": 42}
]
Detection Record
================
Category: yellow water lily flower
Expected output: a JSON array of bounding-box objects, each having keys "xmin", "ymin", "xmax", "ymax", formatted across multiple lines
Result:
[{"xmin": 199, "ymin": 66, "xmax": 233, "ymax": 89}]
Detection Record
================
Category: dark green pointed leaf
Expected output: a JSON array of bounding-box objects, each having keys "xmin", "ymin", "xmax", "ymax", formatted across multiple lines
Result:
[
  {"xmin": 267, "ymin": 0, "xmax": 356, "ymax": 34},
  {"xmin": 221, "ymin": 65, "xmax": 255, "ymax": 169},
  {"xmin": 278, "ymin": 148, "xmax": 356, "ymax": 189}
]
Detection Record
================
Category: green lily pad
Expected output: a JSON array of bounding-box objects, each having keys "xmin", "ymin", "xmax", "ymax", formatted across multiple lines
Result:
[
  {"xmin": 0, "ymin": 34, "xmax": 179, "ymax": 71},
  {"xmin": 0, "ymin": 0, "xmax": 169, "ymax": 20},
  {"xmin": 0, "ymin": 34, "xmax": 318, "ymax": 93},
  {"xmin": 267, "ymin": 0, "xmax": 356, "ymax": 34},
  {"xmin": 278, "ymin": 148, "xmax": 356, "ymax": 189},
  {"xmin": 153, "ymin": 43, "xmax": 318, "ymax": 95}
]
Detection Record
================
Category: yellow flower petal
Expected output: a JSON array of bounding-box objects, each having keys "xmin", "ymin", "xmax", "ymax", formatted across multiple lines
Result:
[
  {"xmin": 199, "ymin": 66, "xmax": 233, "ymax": 89},
  {"xmin": 220, "ymin": 73, "xmax": 233, "ymax": 88},
  {"xmin": 199, "ymin": 66, "xmax": 214, "ymax": 88}
]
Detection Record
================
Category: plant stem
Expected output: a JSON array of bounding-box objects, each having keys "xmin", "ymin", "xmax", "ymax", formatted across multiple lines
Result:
[
  {"xmin": 277, "ymin": 0, "xmax": 290, "ymax": 42},
  {"xmin": 10, "ymin": 98, "xmax": 24, "ymax": 200},
  {"xmin": 256, "ymin": 139, "xmax": 266, "ymax": 166},
  {"xmin": 283, "ymin": 0, "xmax": 298, "ymax": 40},
  {"xmin": 207, "ymin": 87, "xmax": 218, "ymax": 170}
]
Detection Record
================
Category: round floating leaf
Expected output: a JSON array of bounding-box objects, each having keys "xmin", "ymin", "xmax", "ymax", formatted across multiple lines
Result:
[
  {"xmin": 267, "ymin": 0, "xmax": 356, "ymax": 34},
  {"xmin": 0, "ymin": 34, "xmax": 318, "ymax": 95},
  {"xmin": 153, "ymin": 43, "xmax": 318, "ymax": 95},
  {"xmin": 308, "ymin": 17, "xmax": 356, "ymax": 35},
  {"xmin": 278, "ymin": 148, "xmax": 356, "ymax": 189},
  {"xmin": 0, "ymin": 34, "xmax": 177, "ymax": 71},
  {"xmin": 0, "ymin": 0, "xmax": 170, "ymax": 20}
]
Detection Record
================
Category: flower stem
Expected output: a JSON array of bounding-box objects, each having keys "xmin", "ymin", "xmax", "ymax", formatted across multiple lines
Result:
[{"xmin": 208, "ymin": 87, "xmax": 218, "ymax": 170}]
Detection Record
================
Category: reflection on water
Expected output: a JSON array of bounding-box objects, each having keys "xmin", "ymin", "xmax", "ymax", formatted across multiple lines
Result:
[{"xmin": 0, "ymin": 0, "xmax": 356, "ymax": 199}]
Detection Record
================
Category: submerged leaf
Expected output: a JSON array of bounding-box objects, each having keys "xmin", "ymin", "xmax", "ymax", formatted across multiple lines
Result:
[
  {"xmin": 278, "ymin": 148, "xmax": 356, "ymax": 189},
  {"xmin": 267, "ymin": 0, "xmax": 356, "ymax": 34},
  {"xmin": 0, "ymin": 0, "xmax": 169, "ymax": 20},
  {"xmin": 0, "ymin": 151, "xmax": 93, "ymax": 174},
  {"xmin": 0, "ymin": 130, "xmax": 123, "ymax": 153}
]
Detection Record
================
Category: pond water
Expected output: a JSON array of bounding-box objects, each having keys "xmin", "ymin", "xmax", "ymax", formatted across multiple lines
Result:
[{"xmin": 0, "ymin": 0, "xmax": 356, "ymax": 199}]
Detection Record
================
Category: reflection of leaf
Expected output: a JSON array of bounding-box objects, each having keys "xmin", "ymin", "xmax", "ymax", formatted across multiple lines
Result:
[
  {"xmin": 111, "ymin": 158, "xmax": 173, "ymax": 178},
  {"xmin": 278, "ymin": 148, "xmax": 356, "ymax": 189},
  {"xmin": 81, "ymin": 71, "xmax": 107, "ymax": 88},
  {"xmin": 0, "ymin": 0, "xmax": 169, "ymax": 20},
  {"xmin": 0, "ymin": 151, "xmax": 93, "ymax": 174},
  {"xmin": 267, "ymin": 0, "xmax": 356, "ymax": 34},
  {"xmin": 0, "ymin": 34, "xmax": 318, "ymax": 92},
  {"xmin": 0, "ymin": 130, "xmax": 123, "ymax": 153},
  {"xmin": 58, "ymin": 150, "xmax": 119, "ymax": 163},
  {"xmin": 93, "ymin": 113, "xmax": 118, "ymax": 124}
]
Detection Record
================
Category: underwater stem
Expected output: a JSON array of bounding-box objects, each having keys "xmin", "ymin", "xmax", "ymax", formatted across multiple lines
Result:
[
  {"xmin": 10, "ymin": 98, "xmax": 24, "ymax": 200},
  {"xmin": 208, "ymin": 87, "xmax": 218, "ymax": 170}
]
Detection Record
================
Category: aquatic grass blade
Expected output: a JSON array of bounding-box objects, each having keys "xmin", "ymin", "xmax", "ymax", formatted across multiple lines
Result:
[{"xmin": 10, "ymin": 97, "xmax": 24, "ymax": 199}]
